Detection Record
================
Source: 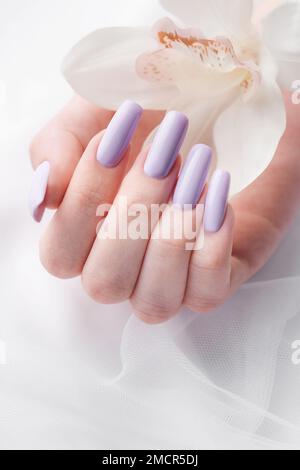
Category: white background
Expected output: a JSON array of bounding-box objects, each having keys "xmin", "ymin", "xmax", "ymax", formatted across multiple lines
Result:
[{"xmin": 1, "ymin": 0, "xmax": 300, "ymax": 450}]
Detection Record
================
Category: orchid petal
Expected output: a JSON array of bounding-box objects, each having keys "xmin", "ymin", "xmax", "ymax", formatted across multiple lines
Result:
[
  {"xmin": 263, "ymin": 1, "xmax": 300, "ymax": 57},
  {"xmin": 137, "ymin": 18, "xmax": 260, "ymax": 100},
  {"xmin": 213, "ymin": 48, "xmax": 286, "ymax": 194},
  {"xmin": 252, "ymin": 0, "xmax": 282, "ymax": 29},
  {"xmin": 62, "ymin": 27, "xmax": 180, "ymax": 110},
  {"xmin": 159, "ymin": 0, "xmax": 254, "ymax": 39},
  {"xmin": 262, "ymin": 1, "xmax": 300, "ymax": 88},
  {"xmin": 137, "ymin": 47, "xmax": 252, "ymax": 99}
]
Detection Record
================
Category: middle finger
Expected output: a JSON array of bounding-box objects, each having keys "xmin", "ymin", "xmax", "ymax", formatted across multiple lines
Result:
[{"xmin": 82, "ymin": 111, "xmax": 188, "ymax": 304}]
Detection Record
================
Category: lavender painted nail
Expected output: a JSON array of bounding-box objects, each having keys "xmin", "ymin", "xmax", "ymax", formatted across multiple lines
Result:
[
  {"xmin": 173, "ymin": 144, "xmax": 212, "ymax": 208},
  {"xmin": 204, "ymin": 170, "xmax": 231, "ymax": 233},
  {"xmin": 29, "ymin": 161, "xmax": 50, "ymax": 223},
  {"xmin": 144, "ymin": 111, "xmax": 188, "ymax": 179},
  {"xmin": 97, "ymin": 100, "xmax": 143, "ymax": 168}
]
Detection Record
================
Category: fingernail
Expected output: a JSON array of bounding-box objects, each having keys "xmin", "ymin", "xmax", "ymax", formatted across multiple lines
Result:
[
  {"xmin": 173, "ymin": 144, "xmax": 212, "ymax": 208},
  {"xmin": 204, "ymin": 170, "xmax": 231, "ymax": 233},
  {"xmin": 29, "ymin": 161, "xmax": 50, "ymax": 223},
  {"xmin": 144, "ymin": 111, "xmax": 188, "ymax": 179},
  {"xmin": 97, "ymin": 100, "xmax": 143, "ymax": 168}
]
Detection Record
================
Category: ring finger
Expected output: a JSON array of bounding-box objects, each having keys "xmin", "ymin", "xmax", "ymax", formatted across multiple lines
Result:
[{"xmin": 131, "ymin": 145, "xmax": 212, "ymax": 324}]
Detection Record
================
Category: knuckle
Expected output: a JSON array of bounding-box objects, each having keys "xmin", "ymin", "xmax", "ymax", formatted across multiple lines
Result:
[
  {"xmin": 131, "ymin": 295, "xmax": 178, "ymax": 324},
  {"xmin": 154, "ymin": 236, "xmax": 188, "ymax": 252},
  {"xmin": 191, "ymin": 255, "xmax": 227, "ymax": 274},
  {"xmin": 39, "ymin": 228, "xmax": 84, "ymax": 279},
  {"xmin": 82, "ymin": 271, "xmax": 132, "ymax": 304},
  {"xmin": 185, "ymin": 294, "xmax": 225, "ymax": 314},
  {"xmin": 39, "ymin": 242, "xmax": 81, "ymax": 279},
  {"xmin": 70, "ymin": 185, "xmax": 106, "ymax": 218}
]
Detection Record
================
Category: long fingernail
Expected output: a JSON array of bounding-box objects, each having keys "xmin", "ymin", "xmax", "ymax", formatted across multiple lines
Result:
[
  {"xmin": 29, "ymin": 161, "xmax": 50, "ymax": 223},
  {"xmin": 97, "ymin": 100, "xmax": 143, "ymax": 168},
  {"xmin": 173, "ymin": 144, "xmax": 212, "ymax": 208},
  {"xmin": 204, "ymin": 170, "xmax": 231, "ymax": 233},
  {"xmin": 144, "ymin": 111, "xmax": 188, "ymax": 179}
]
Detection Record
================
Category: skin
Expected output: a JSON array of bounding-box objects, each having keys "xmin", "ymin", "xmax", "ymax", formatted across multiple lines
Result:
[{"xmin": 30, "ymin": 92, "xmax": 300, "ymax": 324}]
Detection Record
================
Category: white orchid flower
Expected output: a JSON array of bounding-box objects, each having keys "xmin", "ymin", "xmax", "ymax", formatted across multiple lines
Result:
[{"xmin": 63, "ymin": 0, "xmax": 300, "ymax": 193}]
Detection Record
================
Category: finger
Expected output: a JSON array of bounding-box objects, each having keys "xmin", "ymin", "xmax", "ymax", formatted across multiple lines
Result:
[
  {"xmin": 129, "ymin": 109, "xmax": 166, "ymax": 158},
  {"xmin": 82, "ymin": 111, "xmax": 189, "ymax": 304},
  {"xmin": 39, "ymin": 101, "xmax": 143, "ymax": 279},
  {"xmin": 131, "ymin": 144, "xmax": 212, "ymax": 324},
  {"xmin": 29, "ymin": 95, "xmax": 114, "ymax": 220},
  {"xmin": 185, "ymin": 171, "xmax": 233, "ymax": 313}
]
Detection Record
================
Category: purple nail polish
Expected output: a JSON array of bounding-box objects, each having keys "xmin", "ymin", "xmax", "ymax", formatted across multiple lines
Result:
[
  {"xmin": 97, "ymin": 100, "xmax": 143, "ymax": 168},
  {"xmin": 173, "ymin": 144, "xmax": 212, "ymax": 208},
  {"xmin": 204, "ymin": 170, "xmax": 231, "ymax": 233},
  {"xmin": 144, "ymin": 111, "xmax": 188, "ymax": 179},
  {"xmin": 29, "ymin": 161, "xmax": 50, "ymax": 223}
]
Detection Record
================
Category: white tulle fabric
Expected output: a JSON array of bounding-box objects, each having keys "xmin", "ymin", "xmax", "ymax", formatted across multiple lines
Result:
[{"xmin": 1, "ymin": 0, "xmax": 300, "ymax": 450}]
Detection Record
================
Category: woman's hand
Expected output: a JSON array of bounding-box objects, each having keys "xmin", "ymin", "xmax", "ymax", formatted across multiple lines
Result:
[{"xmin": 29, "ymin": 93, "xmax": 300, "ymax": 324}]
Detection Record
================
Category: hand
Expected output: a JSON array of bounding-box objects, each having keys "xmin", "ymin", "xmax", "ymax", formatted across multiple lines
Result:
[{"xmin": 29, "ymin": 94, "xmax": 300, "ymax": 324}]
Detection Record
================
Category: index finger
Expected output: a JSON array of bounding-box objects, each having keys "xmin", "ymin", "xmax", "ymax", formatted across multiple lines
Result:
[{"xmin": 29, "ymin": 95, "xmax": 114, "ymax": 220}]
